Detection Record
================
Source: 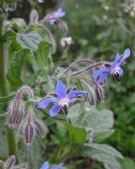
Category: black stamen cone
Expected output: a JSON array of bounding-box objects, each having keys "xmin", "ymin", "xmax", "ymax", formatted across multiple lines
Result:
[
  {"xmin": 113, "ymin": 72, "xmax": 120, "ymax": 82},
  {"xmin": 63, "ymin": 105, "xmax": 68, "ymax": 116}
]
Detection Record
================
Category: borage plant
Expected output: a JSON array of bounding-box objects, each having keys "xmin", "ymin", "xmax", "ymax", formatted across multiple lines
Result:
[{"xmin": 0, "ymin": 0, "xmax": 133, "ymax": 169}]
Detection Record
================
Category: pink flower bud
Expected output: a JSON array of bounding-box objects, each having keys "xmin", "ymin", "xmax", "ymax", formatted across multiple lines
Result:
[
  {"xmin": 6, "ymin": 100, "xmax": 25, "ymax": 128},
  {"xmin": 95, "ymin": 84, "xmax": 104, "ymax": 102},
  {"xmin": 19, "ymin": 110, "xmax": 36, "ymax": 145},
  {"xmin": 2, "ymin": 155, "xmax": 16, "ymax": 169}
]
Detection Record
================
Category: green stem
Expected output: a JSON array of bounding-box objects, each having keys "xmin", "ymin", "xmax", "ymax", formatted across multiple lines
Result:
[
  {"xmin": 0, "ymin": 19, "xmax": 16, "ymax": 156},
  {"xmin": 0, "ymin": 42, "xmax": 8, "ymax": 96},
  {"xmin": 6, "ymin": 128, "xmax": 16, "ymax": 155}
]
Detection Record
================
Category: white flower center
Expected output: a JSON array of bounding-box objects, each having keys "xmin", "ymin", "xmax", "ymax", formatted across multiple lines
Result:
[
  {"xmin": 111, "ymin": 66, "xmax": 120, "ymax": 75},
  {"xmin": 58, "ymin": 98, "xmax": 70, "ymax": 108}
]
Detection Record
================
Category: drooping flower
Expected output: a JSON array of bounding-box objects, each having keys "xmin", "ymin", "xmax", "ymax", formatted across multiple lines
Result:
[
  {"xmin": 40, "ymin": 161, "xmax": 64, "ymax": 169},
  {"xmin": 6, "ymin": 85, "xmax": 34, "ymax": 128},
  {"xmin": 19, "ymin": 106, "xmax": 48, "ymax": 145},
  {"xmin": 36, "ymin": 80, "xmax": 87, "ymax": 117},
  {"xmin": 45, "ymin": 8, "xmax": 65, "ymax": 24},
  {"xmin": 92, "ymin": 48, "xmax": 130, "ymax": 84}
]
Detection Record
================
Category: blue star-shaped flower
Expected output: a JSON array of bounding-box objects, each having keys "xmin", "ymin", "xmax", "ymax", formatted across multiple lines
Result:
[
  {"xmin": 36, "ymin": 80, "xmax": 88, "ymax": 117},
  {"xmin": 40, "ymin": 161, "xmax": 64, "ymax": 169},
  {"xmin": 92, "ymin": 48, "xmax": 130, "ymax": 84},
  {"xmin": 46, "ymin": 8, "xmax": 65, "ymax": 25}
]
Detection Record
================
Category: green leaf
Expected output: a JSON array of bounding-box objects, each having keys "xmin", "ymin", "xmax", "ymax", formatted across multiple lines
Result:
[
  {"xmin": 8, "ymin": 41, "xmax": 21, "ymax": 56},
  {"xmin": 94, "ymin": 129, "xmax": 114, "ymax": 142},
  {"xmin": 68, "ymin": 105, "xmax": 114, "ymax": 142},
  {"xmin": 16, "ymin": 31, "xmax": 42, "ymax": 52},
  {"xmin": 66, "ymin": 123, "xmax": 87, "ymax": 144},
  {"xmin": 84, "ymin": 143, "xmax": 123, "ymax": 159},
  {"xmin": 82, "ymin": 143, "xmax": 123, "ymax": 169},
  {"xmin": 81, "ymin": 108, "xmax": 114, "ymax": 130},
  {"xmin": 17, "ymin": 139, "xmax": 41, "ymax": 169},
  {"xmin": 7, "ymin": 48, "xmax": 33, "ymax": 89},
  {"xmin": 121, "ymin": 157, "xmax": 135, "ymax": 169},
  {"xmin": 2, "ymin": 31, "xmax": 16, "ymax": 42},
  {"xmin": 37, "ymin": 40, "xmax": 52, "ymax": 69},
  {"xmin": 49, "ymin": 141, "xmax": 71, "ymax": 163}
]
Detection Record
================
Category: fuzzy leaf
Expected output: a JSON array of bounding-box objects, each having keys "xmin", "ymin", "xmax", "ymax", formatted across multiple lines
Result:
[
  {"xmin": 2, "ymin": 31, "xmax": 16, "ymax": 41},
  {"xmin": 37, "ymin": 40, "xmax": 52, "ymax": 69},
  {"xmin": 82, "ymin": 143, "xmax": 123, "ymax": 169},
  {"xmin": 68, "ymin": 105, "xmax": 114, "ymax": 142},
  {"xmin": 17, "ymin": 139, "xmax": 41, "ymax": 169},
  {"xmin": 7, "ymin": 48, "xmax": 33, "ymax": 89},
  {"xmin": 81, "ymin": 108, "xmax": 114, "ymax": 130},
  {"xmin": 121, "ymin": 157, "xmax": 135, "ymax": 169},
  {"xmin": 104, "ymin": 162, "xmax": 122, "ymax": 169},
  {"xmin": 94, "ymin": 129, "xmax": 114, "ymax": 142},
  {"xmin": 84, "ymin": 143, "xmax": 123, "ymax": 159},
  {"xmin": 16, "ymin": 31, "xmax": 42, "ymax": 52}
]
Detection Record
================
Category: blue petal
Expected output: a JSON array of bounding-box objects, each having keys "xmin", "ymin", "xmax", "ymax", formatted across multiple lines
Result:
[
  {"xmin": 124, "ymin": 48, "xmax": 130, "ymax": 58},
  {"xmin": 49, "ymin": 19, "xmax": 56, "ymax": 24},
  {"xmin": 118, "ymin": 67, "xmax": 123, "ymax": 76},
  {"xmin": 115, "ymin": 53, "xmax": 121, "ymax": 63},
  {"xmin": 51, "ymin": 163, "xmax": 64, "ymax": 169},
  {"xmin": 92, "ymin": 67, "xmax": 110, "ymax": 78},
  {"xmin": 92, "ymin": 69, "xmax": 103, "ymax": 78},
  {"xmin": 36, "ymin": 97, "xmax": 57, "ymax": 108},
  {"xmin": 68, "ymin": 90, "xmax": 88, "ymax": 99},
  {"xmin": 97, "ymin": 73, "xmax": 109, "ymax": 84},
  {"xmin": 55, "ymin": 80, "xmax": 67, "ymax": 98},
  {"xmin": 111, "ymin": 53, "xmax": 121, "ymax": 68},
  {"xmin": 49, "ymin": 104, "xmax": 60, "ymax": 117},
  {"xmin": 40, "ymin": 161, "xmax": 49, "ymax": 169},
  {"xmin": 119, "ymin": 48, "xmax": 130, "ymax": 64},
  {"xmin": 56, "ymin": 8, "xmax": 65, "ymax": 17}
]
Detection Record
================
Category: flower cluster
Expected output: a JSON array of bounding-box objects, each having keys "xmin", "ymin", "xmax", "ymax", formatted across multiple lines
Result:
[
  {"xmin": 36, "ymin": 80, "xmax": 87, "ymax": 117},
  {"xmin": 6, "ymin": 86, "xmax": 48, "ymax": 144},
  {"xmin": 92, "ymin": 48, "xmax": 130, "ymax": 84}
]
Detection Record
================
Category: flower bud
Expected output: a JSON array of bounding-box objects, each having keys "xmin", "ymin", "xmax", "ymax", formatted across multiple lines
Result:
[
  {"xmin": 2, "ymin": 155, "xmax": 16, "ymax": 169},
  {"xmin": 29, "ymin": 9, "xmax": 39, "ymax": 24},
  {"xmin": 95, "ymin": 84, "xmax": 104, "ymax": 102},
  {"xmin": 19, "ymin": 110, "xmax": 36, "ymax": 145},
  {"xmin": 6, "ymin": 99, "xmax": 25, "ymax": 128},
  {"xmin": 60, "ymin": 36, "xmax": 73, "ymax": 48}
]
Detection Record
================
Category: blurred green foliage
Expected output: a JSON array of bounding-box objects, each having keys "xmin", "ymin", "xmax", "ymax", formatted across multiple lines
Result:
[
  {"xmin": 3, "ymin": 0, "xmax": 135, "ymax": 168},
  {"xmin": 61, "ymin": 0, "xmax": 135, "ymax": 165}
]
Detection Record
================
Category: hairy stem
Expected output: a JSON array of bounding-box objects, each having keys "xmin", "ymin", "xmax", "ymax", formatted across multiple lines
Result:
[
  {"xmin": 72, "ymin": 61, "xmax": 110, "ymax": 76},
  {"xmin": 6, "ymin": 128, "xmax": 16, "ymax": 155},
  {"xmin": 0, "ymin": 18, "xmax": 16, "ymax": 156},
  {"xmin": 0, "ymin": 42, "xmax": 8, "ymax": 95}
]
